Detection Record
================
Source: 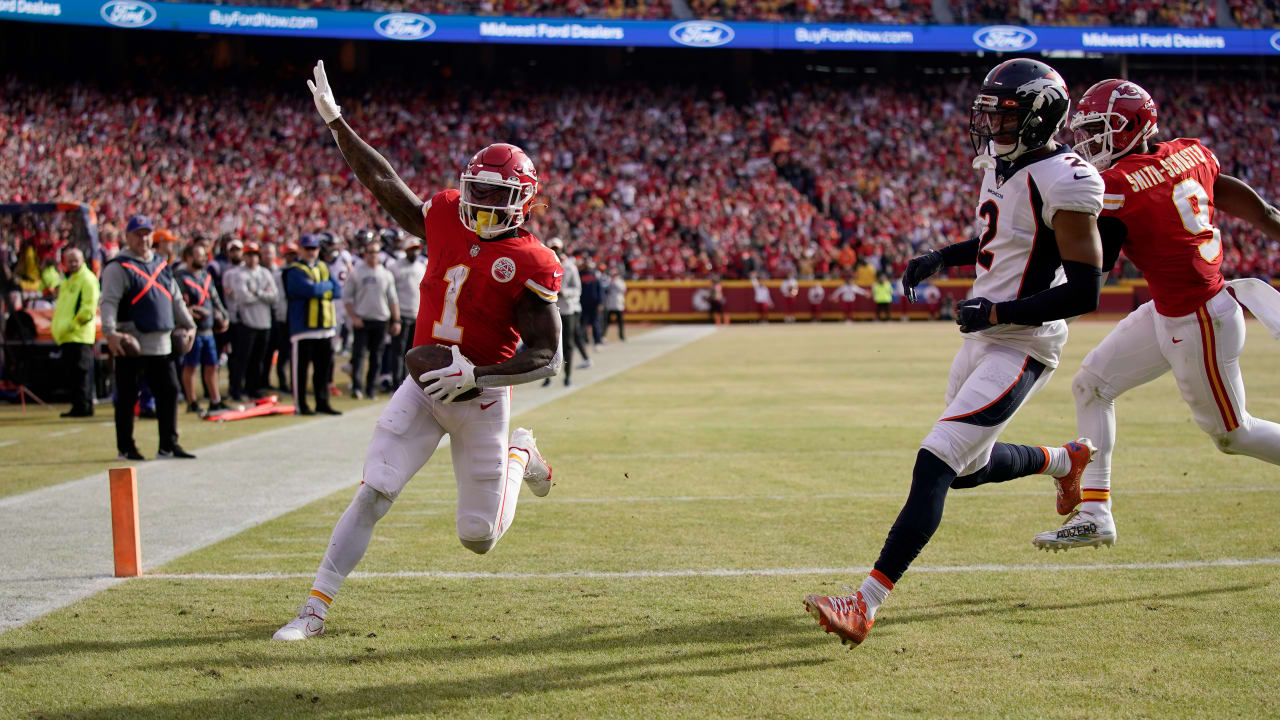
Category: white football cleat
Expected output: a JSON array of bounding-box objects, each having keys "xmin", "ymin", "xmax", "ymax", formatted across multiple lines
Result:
[
  {"xmin": 1032, "ymin": 509, "xmax": 1117, "ymax": 552},
  {"xmin": 272, "ymin": 601, "xmax": 326, "ymax": 641},
  {"xmin": 510, "ymin": 427, "xmax": 552, "ymax": 497}
]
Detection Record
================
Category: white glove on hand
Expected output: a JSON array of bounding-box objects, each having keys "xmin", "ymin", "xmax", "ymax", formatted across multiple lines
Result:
[
  {"xmin": 306, "ymin": 60, "xmax": 342, "ymax": 124},
  {"xmin": 419, "ymin": 345, "xmax": 478, "ymax": 402}
]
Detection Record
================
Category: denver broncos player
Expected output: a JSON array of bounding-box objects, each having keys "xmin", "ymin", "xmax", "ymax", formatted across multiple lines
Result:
[
  {"xmin": 804, "ymin": 59, "xmax": 1106, "ymax": 647},
  {"xmin": 1032, "ymin": 79, "xmax": 1280, "ymax": 551},
  {"xmin": 275, "ymin": 61, "xmax": 564, "ymax": 641}
]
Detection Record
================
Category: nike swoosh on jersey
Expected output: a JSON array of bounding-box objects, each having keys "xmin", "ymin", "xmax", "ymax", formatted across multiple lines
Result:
[
  {"xmin": 1072, "ymin": 172, "xmax": 1092, "ymax": 180},
  {"xmin": 1172, "ymin": 337, "xmax": 1183, "ymax": 343},
  {"xmin": 480, "ymin": 401, "xmax": 497, "ymax": 410},
  {"xmin": 553, "ymin": 271, "xmax": 564, "ymax": 277}
]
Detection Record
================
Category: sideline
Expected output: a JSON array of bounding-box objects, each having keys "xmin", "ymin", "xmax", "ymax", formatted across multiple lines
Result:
[{"xmin": 0, "ymin": 325, "xmax": 716, "ymax": 632}]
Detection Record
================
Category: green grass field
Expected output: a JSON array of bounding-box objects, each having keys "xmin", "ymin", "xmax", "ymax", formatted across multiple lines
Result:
[{"xmin": 3, "ymin": 322, "xmax": 1280, "ymax": 719}]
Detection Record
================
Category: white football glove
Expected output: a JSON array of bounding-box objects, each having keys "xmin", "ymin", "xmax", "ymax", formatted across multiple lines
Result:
[
  {"xmin": 306, "ymin": 60, "xmax": 342, "ymax": 124},
  {"xmin": 418, "ymin": 345, "xmax": 477, "ymax": 403}
]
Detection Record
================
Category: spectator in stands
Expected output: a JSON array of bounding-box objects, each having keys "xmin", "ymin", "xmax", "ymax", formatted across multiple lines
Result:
[
  {"xmin": 604, "ymin": 270, "xmax": 627, "ymax": 341},
  {"xmin": 386, "ymin": 237, "xmax": 425, "ymax": 388},
  {"xmin": 229, "ymin": 243, "xmax": 278, "ymax": 399},
  {"xmin": 100, "ymin": 215, "xmax": 196, "ymax": 460},
  {"xmin": 285, "ymin": 234, "xmax": 342, "ymax": 415},
  {"xmin": 343, "ymin": 240, "xmax": 399, "ymax": 400},
  {"xmin": 176, "ymin": 244, "xmax": 228, "ymax": 415},
  {"xmin": 51, "ymin": 248, "xmax": 99, "ymax": 418}
]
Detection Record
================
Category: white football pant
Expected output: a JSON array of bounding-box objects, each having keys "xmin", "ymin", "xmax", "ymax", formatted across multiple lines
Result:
[
  {"xmin": 1073, "ymin": 287, "xmax": 1280, "ymax": 496},
  {"xmin": 312, "ymin": 379, "xmax": 523, "ymax": 601},
  {"xmin": 922, "ymin": 339, "xmax": 1056, "ymax": 475}
]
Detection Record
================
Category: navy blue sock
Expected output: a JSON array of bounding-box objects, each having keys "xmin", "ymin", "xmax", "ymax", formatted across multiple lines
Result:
[
  {"xmin": 873, "ymin": 449, "xmax": 955, "ymax": 585},
  {"xmin": 950, "ymin": 443, "xmax": 1046, "ymax": 489}
]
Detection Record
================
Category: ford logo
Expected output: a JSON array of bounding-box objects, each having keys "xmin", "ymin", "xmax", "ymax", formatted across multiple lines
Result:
[
  {"xmin": 669, "ymin": 20, "xmax": 734, "ymax": 48},
  {"xmin": 374, "ymin": 13, "xmax": 436, "ymax": 40},
  {"xmin": 972, "ymin": 25, "xmax": 1037, "ymax": 52},
  {"xmin": 1271, "ymin": 31, "xmax": 1280, "ymax": 52},
  {"xmin": 100, "ymin": 0, "xmax": 156, "ymax": 28}
]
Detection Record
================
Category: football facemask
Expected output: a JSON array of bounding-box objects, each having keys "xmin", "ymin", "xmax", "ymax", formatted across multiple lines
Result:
[{"xmin": 459, "ymin": 175, "xmax": 533, "ymax": 238}]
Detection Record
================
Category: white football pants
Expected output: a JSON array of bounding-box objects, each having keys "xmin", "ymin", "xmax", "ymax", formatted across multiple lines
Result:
[
  {"xmin": 922, "ymin": 339, "xmax": 1056, "ymax": 475},
  {"xmin": 1073, "ymin": 287, "xmax": 1280, "ymax": 495},
  {"xmin": 312, "ymin": 379, "xmax": 524, "ymax": 601}
]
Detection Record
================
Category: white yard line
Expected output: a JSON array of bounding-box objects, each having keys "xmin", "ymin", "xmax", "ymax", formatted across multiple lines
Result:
[
  {"xmin": 136, "ymin": 556, "xmax": 1280, "ymax": 582},
  {"xmin": 0, "ymin": 325, "xmax": 716, "ymax": 632},
  {"xmin": 46, "ymin": 427, "xmax": 83, "ymax": 438},
  {"xmin": 0, "ymin": 440, "xmax": 17, "ymax": 449},
  {"xmin": 384, "ymin": 486, "xmax": 1280, "ymax": 507}
]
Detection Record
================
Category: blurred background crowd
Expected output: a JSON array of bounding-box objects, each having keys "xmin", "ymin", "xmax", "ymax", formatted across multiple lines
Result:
[{"xmin": 3, "ymin": 69, "xmax": 1277, "ymax": 296}]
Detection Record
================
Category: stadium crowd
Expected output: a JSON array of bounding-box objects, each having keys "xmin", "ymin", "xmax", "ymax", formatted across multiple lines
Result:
[
  {"xmin": 3, "ymin": 71, "xmax": 1278, "ymax": 291},
  {"xmin": 156, "ymin": 0, "xmax": 1256, "ymax": 26}
]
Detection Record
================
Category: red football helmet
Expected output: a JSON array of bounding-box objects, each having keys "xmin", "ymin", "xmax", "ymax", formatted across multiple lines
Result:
[
  {"xmin": 1069, "ymin": 79, "xmax": 1158, "ymax": 171},
  {"xmin": 458, "ymin": 143, "xmax": 540, "ymax": 238}
]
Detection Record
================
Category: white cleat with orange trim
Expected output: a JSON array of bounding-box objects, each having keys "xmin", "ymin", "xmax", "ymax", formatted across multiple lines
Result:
[
  {"xmin": 273, "ymin": 600, "xmax": 326, "ymax": 641},
  {"xmin": 510, "ymin": 427, "xmax": 552, "ymax": 497},
  {"xmin": 1033, "ymin": 508, "xmax": 1116, "ymax": 552}
]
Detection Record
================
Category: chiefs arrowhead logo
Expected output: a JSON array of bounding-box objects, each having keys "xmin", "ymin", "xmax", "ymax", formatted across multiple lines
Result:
[{"xmin": 491, "ymin": 257, "xmax": 516, "ymax": 283}]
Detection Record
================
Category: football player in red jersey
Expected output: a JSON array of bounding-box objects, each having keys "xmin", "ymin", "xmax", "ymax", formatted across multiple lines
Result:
[
  {"xmin": 275, "ymin": 61, "xmax": 564, "ymax": 641},
  {"xmin": 1032, "ymin": 79, "xmax": 1280, "ymax": 551}
]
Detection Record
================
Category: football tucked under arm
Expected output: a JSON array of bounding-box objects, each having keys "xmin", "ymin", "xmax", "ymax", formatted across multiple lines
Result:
[{"xmin": 406, "ymin": 344, "xmax": 481, "ymax": 402}]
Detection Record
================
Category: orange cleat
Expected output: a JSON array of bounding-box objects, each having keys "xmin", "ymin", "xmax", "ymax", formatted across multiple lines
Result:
[
  {"xmin": 803, "ymin": 592, "xmax": 874, "ymax": 648},
  {"xmin": 1053, "ymin": 438, "xmax": 1097, "ymax": 515}
]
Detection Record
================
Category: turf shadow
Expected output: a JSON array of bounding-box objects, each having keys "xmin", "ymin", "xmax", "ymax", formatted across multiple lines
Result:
[{"xmin": 18, "ymin": 616, "xmax": 836, "ymax": 718}]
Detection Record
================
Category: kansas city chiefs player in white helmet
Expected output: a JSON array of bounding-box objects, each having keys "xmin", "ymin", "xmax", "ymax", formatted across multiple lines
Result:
[{"xmin": 275, "ymin": 61, "xmax": 564, "ymax": 641}]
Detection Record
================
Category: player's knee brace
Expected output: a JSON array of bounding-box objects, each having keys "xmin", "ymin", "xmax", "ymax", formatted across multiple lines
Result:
[{"xmin": 456, "ymin": 514, "xmax": 500, "ymax": 554}]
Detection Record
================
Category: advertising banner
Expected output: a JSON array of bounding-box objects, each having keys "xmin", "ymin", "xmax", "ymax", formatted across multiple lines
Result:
[{"xmin": 2, "ymin": 3, "xmax": 1278, "ymax": 55}]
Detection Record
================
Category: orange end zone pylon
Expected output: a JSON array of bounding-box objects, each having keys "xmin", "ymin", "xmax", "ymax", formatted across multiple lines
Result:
[{"xmin": 108, "ymin": 467, "xmax": 141, "ymax": 577}]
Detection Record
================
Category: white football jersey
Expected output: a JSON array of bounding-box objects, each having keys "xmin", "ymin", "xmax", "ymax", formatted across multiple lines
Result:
[{"xmin": 968, "ymin": 145, "xmax": 1104, "ymax": 368}]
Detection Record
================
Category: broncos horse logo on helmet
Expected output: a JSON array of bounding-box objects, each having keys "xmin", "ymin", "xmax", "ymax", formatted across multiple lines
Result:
[{"xmin": 969, "ymin": 58, "xmax": 1071, "ymax": 162}]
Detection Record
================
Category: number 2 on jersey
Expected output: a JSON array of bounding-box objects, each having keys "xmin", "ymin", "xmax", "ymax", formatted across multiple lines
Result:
[
  {"xmin": 1172, "ymin": 178, "xmax": 1222, "ymax": 263},
  {"xmin": 976, "ymin": 200, "xmax": 998, "ymax": 270},
  {"xmin": 431, "ymin": 264, "xmax": 469, "ymax": 343}
]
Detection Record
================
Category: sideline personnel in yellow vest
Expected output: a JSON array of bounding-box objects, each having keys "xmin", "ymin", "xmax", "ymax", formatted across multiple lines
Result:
[
  {"xmin": 284, "ymin": 233, "xmax": 343, "ymax": 416},
  {"xmin": 51, "ymin": 248, "xmax": 100, "ymax": 417},
  {"xmin": 872, "ymin": 273, "xmax": 894, "ymax": 322}
]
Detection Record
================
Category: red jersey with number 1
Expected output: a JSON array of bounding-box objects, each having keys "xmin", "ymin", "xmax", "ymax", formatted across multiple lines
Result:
[
  {"xmin": 1101, "ymin": 138, "xmax": 1224, "ymax": 317},
  {"xmin": 411, "ymin": 189, "xmax": 562, "ymax": 365}
]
